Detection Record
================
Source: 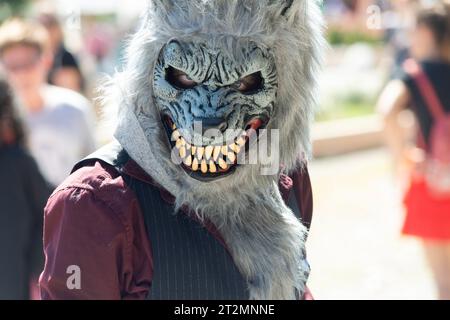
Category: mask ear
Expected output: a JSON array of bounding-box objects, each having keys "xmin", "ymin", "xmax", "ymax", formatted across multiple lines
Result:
[
  {"xmin": 150, "ymin": 0, "xmax": 176, "ymax": 13},
  {"xmin": 152, "ymin": 0, "xmax": 173, "ymax": 7},
  {"xmin": 280, "ymin": 0, "xmax": 294, "ymax": 16}
]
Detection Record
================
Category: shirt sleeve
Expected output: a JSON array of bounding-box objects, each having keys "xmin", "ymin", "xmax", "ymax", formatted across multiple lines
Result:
[
  {"xmin": 293, "ymin": 166, "xmax": 313, "ymax": 230},
  {"xmin": 39, "ymin": 177, "xmax": 151, "ymax": 300},
  {"xmin": 40, "ymin": 187, "xmax": 124, "ymax": 299},
  {"xmin": 303, "ymin": 286, "xmax": 314, "ymax": 300}
]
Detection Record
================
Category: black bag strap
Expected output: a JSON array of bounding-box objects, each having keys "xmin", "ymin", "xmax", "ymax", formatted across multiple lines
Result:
[{"xmin": 404, "ymin": 59, "xmax": 446, "ymax": 120}]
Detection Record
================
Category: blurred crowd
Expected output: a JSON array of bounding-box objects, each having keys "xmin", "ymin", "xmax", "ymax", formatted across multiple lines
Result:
[
  {"xmin": 0, "ymin": 14, "xmax": 97, "ymax": 299},
  {"xmin": 0, "ymin": 0, "xmax": 449, "ymax": 300}
]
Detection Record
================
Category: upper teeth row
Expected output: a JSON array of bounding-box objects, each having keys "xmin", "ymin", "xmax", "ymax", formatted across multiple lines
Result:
[{"xmin": 171, "ymin": 124, "xmax": 246, "ymax": 174}]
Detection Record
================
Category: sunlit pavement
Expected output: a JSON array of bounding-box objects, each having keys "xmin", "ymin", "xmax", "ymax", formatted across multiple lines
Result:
[{"xmin": 307, "ymin": 148, "xmax": 436, "ymax": 300}]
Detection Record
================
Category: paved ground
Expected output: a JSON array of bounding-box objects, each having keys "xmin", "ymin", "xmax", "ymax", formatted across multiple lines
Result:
[{"xmin": 306, "ymin": 148, "xmax": 436, "ymax": 300}]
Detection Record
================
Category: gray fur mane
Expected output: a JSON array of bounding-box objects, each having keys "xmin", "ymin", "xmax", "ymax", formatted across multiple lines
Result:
[{"xmin": 103, "ymin": 0, "xmax": 324, "ymax": 299}]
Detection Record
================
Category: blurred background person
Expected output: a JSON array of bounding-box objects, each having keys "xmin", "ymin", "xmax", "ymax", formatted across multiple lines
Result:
[
  {"xmin": 378, "ymin": 1, "xmax": 450, "ymax": 300},
  {"xmin": 38, "ymin": 13, "xmax": 84, "ymax": 93},
  {"xmin": 0, "ymin": 78, "xmax": 51, "ymax": 300},
  {"xmin": 0, "ymin": 18, "xmax": 97, "ymax": 188}
]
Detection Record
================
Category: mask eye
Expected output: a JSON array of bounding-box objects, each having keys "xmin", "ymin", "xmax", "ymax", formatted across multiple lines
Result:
[
  {"xmin": 234, "ymin": 72, "xmax": 264, "ymax": 94},
  {"xmin": 166, "ymin": 66, "xmax": 197, "ymax": 90}
]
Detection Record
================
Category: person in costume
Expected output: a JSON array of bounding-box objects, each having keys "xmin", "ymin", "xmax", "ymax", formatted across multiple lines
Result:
[{"xmin": 40, "ymin": 0, "xmax": 324, "ymax": 300}]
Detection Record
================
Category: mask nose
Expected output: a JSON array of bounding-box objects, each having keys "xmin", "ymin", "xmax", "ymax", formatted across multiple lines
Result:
[{"xmin": 196, "ymin": 118, "xmax": 228, "ymax": 134}]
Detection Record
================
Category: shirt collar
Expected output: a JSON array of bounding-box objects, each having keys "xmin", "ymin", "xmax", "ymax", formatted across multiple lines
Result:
[
  {"xmin": 120, "ymin": 155, "xmax": 294, "ymax": 206},
  {"xmin": 121, "ymin": 158, "xmax": 176, "ymax": 205}
]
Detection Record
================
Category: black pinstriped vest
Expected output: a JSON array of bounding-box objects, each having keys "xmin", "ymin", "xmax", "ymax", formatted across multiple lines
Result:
[{"xmin": 74, "ymin": 142, "xmax": 304, "ymax": 300}]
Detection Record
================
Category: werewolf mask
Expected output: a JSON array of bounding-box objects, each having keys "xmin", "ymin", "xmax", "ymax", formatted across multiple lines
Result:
[
  {"xmin": 154, "ymin": 39, "xmax": 277, "ymax": 181},
  {"xmin": 109, "ymin": 0, "xmax": 324, "ymax": 299}
]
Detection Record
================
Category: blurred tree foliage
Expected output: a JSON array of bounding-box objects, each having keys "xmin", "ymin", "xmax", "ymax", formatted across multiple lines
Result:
[
  {"xmin": 0, "ymin": 0, "xmax": 31, "ymax": 22},
  {"xmin": 316, "ymin": 93, "xmax": 376, "ymax": 122},
  {"xmin": 327, "ymin": 28, "xmax": 383, "ymax": 46}
]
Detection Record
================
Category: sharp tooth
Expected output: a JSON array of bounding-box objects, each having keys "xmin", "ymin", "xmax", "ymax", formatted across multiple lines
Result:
[
  {"xmin": 176, "ymin": 139, "xmax": 182, "ymax": 149},
  {"xmin": 191, "ymin": 146, "xmax": 197, "ymax": 155},
  {"xmin": 230, "ymin": 143, "xmax": 240, "ymax": 154},
  {"xmin": 180, "ymin": 138, "xmax": 186, "ymax": 146},
  {"xmin": 197, "ymin": 147, "xmax": 205, "ymax": 160},
  {"xmin": 209, "ymin": 161, "xmax": 217, "ymax": 173},
  {"xmin": 205, "ymin": 146, "xmax": 214, "ymax": 160},
  {"xmin": 236, "ymin": 137, "xmax": 246, "ymax": 147},
  {"xmin": 201, "ymin": 160, "xmax": 208, "ymax": 173},
  {"xmin": 213, "ymin": 146, "xmax": 221, "ymax": 161},
  {"xmin": 221, "ymin": 146, "xmax": 228, "ymax": 156},
  {"xmin": 183, "ymin": 155, "xmax": 192, "ymax": 166},
  {"xmin": 218, "ymin": 158, "xmax": 228, "ymax": 170},
  {"xmin": 172, "ymin": 123, "xmax": 177, "ymax": 130},
  {"xmin": 171, "ymin": 130, "xmax": 180, "ymax": 141},
  {"xmin": 227, "ymin": 151, "xmax": 236, "ymax": 163},
  {"xmin": 192, "ymin": 158, "xmax": 199, "ymax": 171},
  {"xmin": 179, "ymin": 146, "xmax": 186, "ymax": 158}
]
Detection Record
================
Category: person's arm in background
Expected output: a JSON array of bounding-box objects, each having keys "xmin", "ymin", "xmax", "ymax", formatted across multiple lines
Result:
[
  {"xmin": 21, "ymin": 152, "xmax": 52, "ymax": 299},
  {"xmin": 377, "ymin": 79, "xmax": 421, "ymax": 183}
]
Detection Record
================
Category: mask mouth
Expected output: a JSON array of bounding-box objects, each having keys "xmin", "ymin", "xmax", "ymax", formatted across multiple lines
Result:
[{"xmin": 162, "ymin": 114, "xmax": 268, "ymax": 182}]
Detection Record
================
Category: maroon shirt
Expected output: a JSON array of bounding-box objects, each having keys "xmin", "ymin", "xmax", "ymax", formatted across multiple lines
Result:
[{"xmin": 39, "ymin": 158, "xmax": 313, "ymax": 300}]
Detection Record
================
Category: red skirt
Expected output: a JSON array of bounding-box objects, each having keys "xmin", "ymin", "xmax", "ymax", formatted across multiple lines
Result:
[{"xmin": 403, "ymin": 177, "xmax": 450, "ymax": 240}]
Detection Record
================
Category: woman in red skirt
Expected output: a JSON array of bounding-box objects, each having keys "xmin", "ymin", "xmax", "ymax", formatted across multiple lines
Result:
[{"xmin": 378, "ymin": 2, "xmax": 450, "ymax": 299}]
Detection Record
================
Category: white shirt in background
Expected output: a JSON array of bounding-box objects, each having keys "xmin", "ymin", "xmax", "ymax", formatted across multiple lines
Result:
[{"xmin": 25, "ymin": 85, "xmax": 97, "ymax": 187}]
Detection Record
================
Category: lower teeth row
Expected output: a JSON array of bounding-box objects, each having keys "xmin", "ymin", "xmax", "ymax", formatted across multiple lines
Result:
[{"xmin": 172, "ymin": 128, "xmax": 246, "ymax": 173}]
